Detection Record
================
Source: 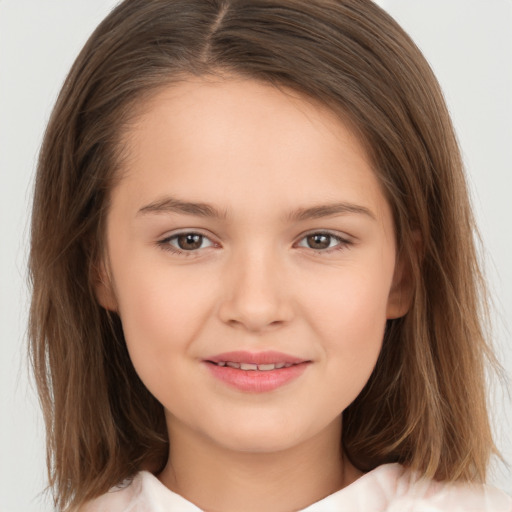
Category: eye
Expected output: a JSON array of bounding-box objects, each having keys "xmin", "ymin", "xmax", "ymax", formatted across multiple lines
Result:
[
  {"xmin": 296, "ymin": 232, "xmax": 351, "ymax": 253},
  {"xmin": 158, "ymin": 232, "xmax": 216, "ymax": 255}
]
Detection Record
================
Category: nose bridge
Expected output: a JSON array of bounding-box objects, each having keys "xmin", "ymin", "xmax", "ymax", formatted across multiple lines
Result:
[{"xmin": 218, "ymin": 239, "xmax": 292, "ymax": 331}]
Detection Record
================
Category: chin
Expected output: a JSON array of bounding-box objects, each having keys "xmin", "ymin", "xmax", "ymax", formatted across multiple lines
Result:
[
  {"xmin": 203, "ymin": 413, "xmax": 318, "ymax": 454},
  {"xmin": 215, "ymin": 431, "xmax": 302, "ymax": 454}
]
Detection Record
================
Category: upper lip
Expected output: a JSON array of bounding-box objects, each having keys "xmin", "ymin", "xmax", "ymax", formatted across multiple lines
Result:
[{"xmin": 205, "ymin": 350, "xmax": 308, "ymax": 365}]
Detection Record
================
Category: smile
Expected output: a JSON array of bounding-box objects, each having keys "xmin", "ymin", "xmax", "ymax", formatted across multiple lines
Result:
[{"xmin": 204, "ymin": 351, "xmax": 310, "ymax": 392}]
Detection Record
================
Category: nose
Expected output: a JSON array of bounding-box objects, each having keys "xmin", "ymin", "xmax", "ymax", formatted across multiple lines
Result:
[{"xmin": 217, "ymin": 246, "xmax": 294, "ymax": 333}]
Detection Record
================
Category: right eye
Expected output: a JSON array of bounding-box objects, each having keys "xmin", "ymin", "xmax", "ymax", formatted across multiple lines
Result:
[{"xmin": 157, "ymin": 232, "xmax": 216, "ymax": 255}]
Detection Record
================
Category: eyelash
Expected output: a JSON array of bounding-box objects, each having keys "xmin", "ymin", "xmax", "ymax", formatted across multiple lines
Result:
[{"xmin": 156, "ymin": 231, "xmax": 352, "ymax": 257}]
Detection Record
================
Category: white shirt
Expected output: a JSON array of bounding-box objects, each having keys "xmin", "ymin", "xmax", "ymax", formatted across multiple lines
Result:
[{"xmin": 81, "ymin": 463, "xmax": 512, "ymax": 511}]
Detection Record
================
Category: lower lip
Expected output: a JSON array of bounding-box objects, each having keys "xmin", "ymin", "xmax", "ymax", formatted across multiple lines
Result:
[{"xmin": 204, "ymin": 362, "xmax": 309, "ymax": 393}]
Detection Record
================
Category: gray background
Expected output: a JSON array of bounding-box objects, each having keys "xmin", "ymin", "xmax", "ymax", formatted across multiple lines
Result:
[{"xmin": 1, "ymin": 1, "xmax": 510, "ymax": 510}]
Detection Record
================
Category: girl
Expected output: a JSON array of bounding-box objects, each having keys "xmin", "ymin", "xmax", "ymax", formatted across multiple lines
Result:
[{"xmin": 28, "ymin": 0, "xmax": 512, "ymax": 511}]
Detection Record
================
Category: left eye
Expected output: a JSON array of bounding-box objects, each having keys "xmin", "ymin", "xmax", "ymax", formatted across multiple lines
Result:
[{"xmin": 296, "ymin": 232, "xmax": 346, "ymax": 251}]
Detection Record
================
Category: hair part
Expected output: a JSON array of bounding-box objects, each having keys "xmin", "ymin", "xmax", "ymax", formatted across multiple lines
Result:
[{"xmin": 29, "ymin": 0, "xmax": 498, "ymax": 509}]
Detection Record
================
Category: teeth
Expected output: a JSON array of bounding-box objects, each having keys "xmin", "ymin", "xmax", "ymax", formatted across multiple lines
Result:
[
  {"xmin": 258, "ymin": 363, "xmax": 277, "ymax": 371},
  {"xmin": 240, "ymin": 363, "xmax": 258, "ymax": 371},
  {"xmin": 215, "ymin": 361, "xmax": 296, "ymax": 370}
]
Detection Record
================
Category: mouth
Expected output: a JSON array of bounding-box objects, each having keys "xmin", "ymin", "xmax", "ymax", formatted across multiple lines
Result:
[
  {"xmin": 205, "ymin": 350, "xmax": 309, "ymax": 368},
  {"xmin": 203, "ymin": 351, "xmax": 311, "ymax": 392}
]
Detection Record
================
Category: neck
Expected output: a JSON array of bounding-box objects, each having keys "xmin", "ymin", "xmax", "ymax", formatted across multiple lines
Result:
[{"xmin": 158, "ymin": 416, "xmax": 362, "ymax": 512}]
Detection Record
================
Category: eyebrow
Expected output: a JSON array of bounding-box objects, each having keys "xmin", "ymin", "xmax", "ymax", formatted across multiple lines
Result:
[
  {"xmin": 137, "ymin": 195, "xmax": 376, "ymax": 222},
  {"xmin": 285, "ymin": 202, "xmax": 376, "ymax": 222},
  {"xmin": 138, "ymin": 196, "xmax": 229, "ymax": 219}
]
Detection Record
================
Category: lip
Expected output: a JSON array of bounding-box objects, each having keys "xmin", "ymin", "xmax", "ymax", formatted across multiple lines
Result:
[{"xmin": 204, "ymin": 351, "xmax": 311, "ymax": 393}]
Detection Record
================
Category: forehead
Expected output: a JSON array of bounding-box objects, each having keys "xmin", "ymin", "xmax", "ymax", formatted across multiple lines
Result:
[
  {"xmin": 113, "ymin": 77, "xmax": 391, "ymax": 227},
  {"xmin": 123, "ymin": 76, "xmax": 366, "ymax": 158}
]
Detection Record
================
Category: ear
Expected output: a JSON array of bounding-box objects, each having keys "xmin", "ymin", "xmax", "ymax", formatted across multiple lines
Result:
[
  {"xmin": 386, "ymin": 236, "xmax": 419, "ymax": 319},
  {"xmin": 93, "ymin": 260, "xmax": 118, "ymax": 312}
]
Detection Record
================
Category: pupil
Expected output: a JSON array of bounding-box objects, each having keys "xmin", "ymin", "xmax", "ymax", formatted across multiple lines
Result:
[
  {"xmin": 308, "ymin": 234, "xmax": 330, "ymax": 249},
  {"xmin": 178, "ymin": 234, "xmax": 202, "ymax": 250}
]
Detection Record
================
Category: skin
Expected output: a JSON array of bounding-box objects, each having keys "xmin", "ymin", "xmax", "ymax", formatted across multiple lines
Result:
[{"xmin": 97, "ymin": 76, "xmax": 411, "ymax": 512}]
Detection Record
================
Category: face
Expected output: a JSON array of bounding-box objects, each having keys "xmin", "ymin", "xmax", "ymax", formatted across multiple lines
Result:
[{"xmin": 98, "ymin": 77, "xmax": 409, "ymax": 454}]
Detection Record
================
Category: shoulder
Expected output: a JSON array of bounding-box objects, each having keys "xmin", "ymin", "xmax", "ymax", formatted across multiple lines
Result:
[
  {"xmin": 379, "ymin": 464, "xmax": 512, "ymax": 512},
  {"xmin": 308, "ymin": 464, "xmax": 512, "ymax": 512},
  {"xmin": 78, "ymin": 473, "xmax": 141, "ymax": 512},
  {"xmin": 79, "ymin": 471, "xmax": 202, "ymax": 512}
]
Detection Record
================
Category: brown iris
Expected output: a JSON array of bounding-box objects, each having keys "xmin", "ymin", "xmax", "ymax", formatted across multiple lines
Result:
[
  {"xmin": 177, "ymin": 233, "xmax": 203, "ymax": 250},
  {"xmin": 306, "ymin": 234, "xmax": 331, "ymax": 250}
]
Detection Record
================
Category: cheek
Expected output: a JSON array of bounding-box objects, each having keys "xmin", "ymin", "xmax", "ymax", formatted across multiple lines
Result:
[
  {"xmin": 300, "ymin": 260, "xmax": 393, "ymax": 391},
  {"xmin": 304, "ymin": 261, "xmax": 392, "ymax": 342},
  {"xmin": 112, "ymin": 263, "xmax": 214, "ymax": 380},
  {"xmin": 318, "ymin": 274, "xmax": 390, "ymax": 431}
]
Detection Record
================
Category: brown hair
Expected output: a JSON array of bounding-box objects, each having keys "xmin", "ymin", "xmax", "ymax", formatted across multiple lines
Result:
[{"xmin": 29, "ymin": 0, "xmax": 498, "ymax": 509}]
